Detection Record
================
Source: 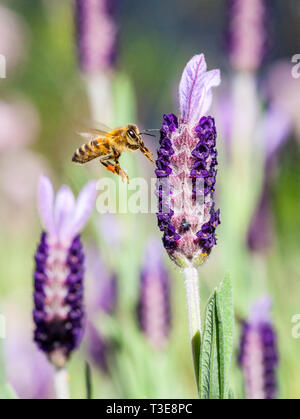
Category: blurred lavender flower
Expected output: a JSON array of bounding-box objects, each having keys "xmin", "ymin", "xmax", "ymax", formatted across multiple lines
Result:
[
  {"xmin": 215, "ymin": 87, "xmax": 291, "ymax": 163},
  {"xmin": 75, "ymin": 0, "xmax": 117, "ymax": 74},
  {"xmin": 238, "ymin": 297, "xmax": 278, "ymax": 399},
  {"xmin": 214, "ymin": 80, "xmax": 291, "ymax": 252},
  {"xmin": 33, "ymin": 175, "xmax": 97, "ymax": 368},
  {"xmin": 74, "ymin": 0, "xmax": 118, "ymax": 124},
  {"xmin": 0, "ymin": 5, "xmax": 29, "ymax": 71},
  {"xmin": 226, "ymin": 0, "xmax": 270, "ymax": 72},
  {"xmin": 247, "ymin": 185, "xmax": 274, "ymax": 252},
  {"xmin": 86, "ymin": 323, "xmax": 111, "ymax": 372},
  {"xmin": 85, "ymin": 246, "xmax": 117, "ymax": 372},
  {"xmin": 156, "ymin": 54, "xmax": 221, "ymax": 268},
  {"xmin": 246, "ymin": 100, "xmax": 291, "ymax": 252},
  {"xmin": 263, "ymin": 60, "xmax": 300, "ymax": 141},
  {"xmin": 4, "ymin": 306, "xmax": 54, "ymax": 399},
  {"xmin": 137, "ymin": 238, "xmax": 171, "ymax": 350}
]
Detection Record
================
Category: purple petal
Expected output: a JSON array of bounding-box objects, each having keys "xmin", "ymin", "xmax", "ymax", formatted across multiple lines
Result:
[
  {"xmin": 179, "ymin": 54, "xmax": 221, "ymax": 125},
  {"xmin": 263, "ymin": 105, "xmax": 291, "ymax": 161},
  {"xmin": 65, "ymin": 180, "xmax": 97, "ymax": 238},
  {"xmin": 54, "ymin": 185, "xmax": 75, "ymax": 239},
  {"xmin": 249, "ymin": 296, "xmax": 272, "ymax": 328},
  {"xmin": 143, "ymin": 237, "xmax": 164, "ymax": 272},
  {"xmin": 37, "ymin": 175, "xmax": 56, "ymax": 237},
  {"xmin": 213, "ymin": 86, "xmax": 233, "ymax": 146}
]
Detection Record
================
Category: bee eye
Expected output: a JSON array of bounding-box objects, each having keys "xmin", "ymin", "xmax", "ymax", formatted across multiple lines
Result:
[{"xmin": 128, "ymin": 129, "xmax": 136, "ymax": 139}]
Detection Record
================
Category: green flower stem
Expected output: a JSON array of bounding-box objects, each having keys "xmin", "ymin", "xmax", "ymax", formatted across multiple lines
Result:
[
  {"xmin": 54, "ymin": 368, "xmax": 70, "ymax": 399},
  {"xmin": 183, "ymin": 266, "xmax": 201, "ymax": 391}
]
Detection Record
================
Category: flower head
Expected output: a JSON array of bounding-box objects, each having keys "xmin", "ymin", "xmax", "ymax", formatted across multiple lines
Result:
[
  {"xmin": 156, "ymin": 54, "xmax": 221, "ymax": 268},
  {"xmin": 238, "ymin": 297, "xmax": 278, "ymax": 399},
  {"xmin": 225, "ymin": 0, "xmax": 270, "ymax": 72},
  {"xmin": 75, "ymin": 0, "xmax": 118, "ymax": 74},
  {"xmin": 137, "ymin": 238, "xmax": 171, "ymax": 350},
  {"xmin": 85, "ymin": 245, "xmax": 118, "ymax": 372},
  {"xmin": 4, "ymin": 305, "xmax": 54, "ymax": 399},
  {"xmin": 33, "ymin": 176, "xmax": 97, "ymax": 368}
]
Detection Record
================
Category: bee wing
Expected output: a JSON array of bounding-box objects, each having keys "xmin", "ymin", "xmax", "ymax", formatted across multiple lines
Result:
[
  {"xmin": 77, "ymin": 129, "xmax": 115, "ymax": 142},
  {"xmin": 77, "ymin": 131, "xmax": 105, "ymax": 141},
  {"xmin": 77, "ymin": 120, "xmax": 112, "ymax": 135},
  {"xmin": 91, "ymin": 121, "xmax": 112, "ymax": 132}
]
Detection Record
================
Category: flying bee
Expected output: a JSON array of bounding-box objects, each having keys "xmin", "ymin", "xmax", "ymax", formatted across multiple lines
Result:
[{"xmin": 72, "ymin": 124, "xmax": 157, "ymax": 183}]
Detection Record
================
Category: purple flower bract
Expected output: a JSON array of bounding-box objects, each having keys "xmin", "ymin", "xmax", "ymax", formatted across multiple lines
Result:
[
  {"xmin": 156, "ymin": 54, "xmax": 221, "ymax": 268},
  {"xmin": 33, "ymin": 176, "xmax": 96, "ymax": 368}
]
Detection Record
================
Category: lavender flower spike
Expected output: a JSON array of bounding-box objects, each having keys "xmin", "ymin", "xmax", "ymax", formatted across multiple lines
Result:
[
  {"xmin": 85, "ymin": 246, "xmax": 118, "ymax": 372},
  {"xmin": 33, "ymin": 175, "xmax": 97, "ymax": 369},
  {"xmin": 137, "ymin": 238, "xmax": 171, "ymax": 350},
  {"xmin": 226, "ymin": 0, "xmax": 270, "ymax": 72},
  {"xmin": 75, "ymin": 0, "xmax": 117, "ymax": 74},
  {"xmin": 156, "ymin": 54, "xmax": 221, "ymax": 268},
  {"xmin": 238, "ymin": 297, "xmax": 278, "ymax": 399}
]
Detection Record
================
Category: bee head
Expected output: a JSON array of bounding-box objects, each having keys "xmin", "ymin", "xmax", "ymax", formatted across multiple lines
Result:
[
  {"xmin": 126, "ymin": 124, "xmax": 141, "ymax": 147},
  {"xmin": 126, "ymin": 124, "xmax": 154, "ymax": 163}
]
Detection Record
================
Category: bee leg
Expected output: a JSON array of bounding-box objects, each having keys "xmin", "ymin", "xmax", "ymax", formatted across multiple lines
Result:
[
  {"xmin": 100, "ymin": 160, "xmax": 129, "ymax": 184},
  {"xmin": 139, "ymin": 143, "xmax": 154, "ymax": 163}
]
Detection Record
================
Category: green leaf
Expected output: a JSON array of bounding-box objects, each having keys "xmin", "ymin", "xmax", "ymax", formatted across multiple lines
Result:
[
  {"xmin": 198, "ymin": 274, "xmax": 234, "ymax": 399},
  {"xmin": 191, "ymin": 330, "xmax": 201, "ymax": 390},
  {"xmin": 199, "ymin": 291, "xmax": 220, "ymax": 399},
  {"xmin": 216, "ymin": 274, "xmax": 234, "ymax": 399}
]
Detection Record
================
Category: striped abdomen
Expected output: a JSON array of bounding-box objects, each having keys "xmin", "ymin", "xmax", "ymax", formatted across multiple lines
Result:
[{"xmin": 72, "ymin": 139, "xmax": 110, "ymax": 163}]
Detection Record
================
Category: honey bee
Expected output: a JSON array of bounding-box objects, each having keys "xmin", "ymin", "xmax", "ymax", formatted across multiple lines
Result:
[{"xmin": 72, "ymin": 124, "xmax": 156, "ymax": 183}]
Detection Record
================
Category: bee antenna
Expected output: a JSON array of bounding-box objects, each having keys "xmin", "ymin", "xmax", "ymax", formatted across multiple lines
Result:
[{"xmin": 140, "ymin": 132, "xmax": 156, "ymax": 137}]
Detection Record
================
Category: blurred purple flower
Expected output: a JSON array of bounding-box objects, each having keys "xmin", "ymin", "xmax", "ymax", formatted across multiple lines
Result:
[
  {"xmin": 137, "ymin": 238, "xmax": 171, "ymax": 350},
  {"xmin": 247, "ymin": 185, "xmax": 274, "ymax": 252},
  {"xmin": 4, "ymin": 306, "xmax": 54, "ymax": 399},
  {"xmin": 213, "ymin": 80, "xmax": 292, "ymax": 253},
  {"xmin": 86, "ymin": 245, "xmax": 117, "ymax": 314},
  {"xmin": 225, "ymin": 0, "xmax": 270, "ymax": 72},
  {"xmin": 262, "ymin": 104, "xmax": 291, "ymax": 162},
  {"xmin": 0, "ymin": 5, "xmax": 29, "ymax": 71},
  {"xmin": 86, "ymin": 323, "xmax": 111, "ymax": 372},
  {"xmin": 247, "ymin": 104, "xmax": 291, "ymax": 253},
  {"xmin": 33, "ymin": 175, "xmax": 97, "ymax": 368},
  {"xmin": 85, "ymin": 245, "xmax": 117, "ymax": 371},
  {"xmin": 75, "ymin": 0, "xmax": 118, "ymax": 74},
  {"xmin": 212, "ymin": 85, "xmax": 234, "ymax": 148},
  {"xmin": 246, "ymin": 104, "xmax": 291, "ymax": 252},
  {"xmin": 156, "ymin": 54, "xmax": 221, "ymax": 268},
  {"xmin": 215, "ymin": 86, "xmax": 291, "ymax": 163},
  {"xmin": 238, "ymin": 297, "xmax": 278, "ymax": 399},
  {"xmin": 263, "ymin": 60, "xmax": 300, "ymax": 141}
]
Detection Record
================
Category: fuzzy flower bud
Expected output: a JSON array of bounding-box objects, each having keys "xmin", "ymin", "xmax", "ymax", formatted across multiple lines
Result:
[
  {"xmin": 238, "ymin": 297, "xmax": 278, "ymax": 399},
  {"xmin": 156, "ymin": 54, "xmax": 221, "ymax": 268},
  {"xmin": 137, "ymin": 238, "xmax": 171, "ymax": 350},
  {"xmin": 33, "ymin": 176, "xmax": 97, "ymax": 368},
  {"xmin": 226, "ymin": 0, "xmax": 270, "ymax": 72},
  {"xmin": 75, "ymin": 0, "xmax": 118, "ymax": 74}
]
